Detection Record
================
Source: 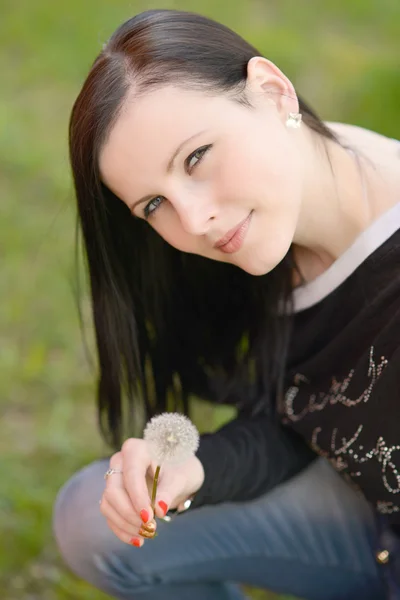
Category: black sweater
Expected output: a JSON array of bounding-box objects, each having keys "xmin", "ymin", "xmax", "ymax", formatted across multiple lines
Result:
[{"xmin": 192, "ymin": 206, "xmax": 400, "ymax": 526}]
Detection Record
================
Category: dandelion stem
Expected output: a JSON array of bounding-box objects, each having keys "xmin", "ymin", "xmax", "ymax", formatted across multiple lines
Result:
[{"xmin": 151, "ymin": 465, "xmax": 161, "ymax": 513}]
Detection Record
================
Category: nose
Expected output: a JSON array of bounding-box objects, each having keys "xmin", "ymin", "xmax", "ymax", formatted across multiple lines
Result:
[{"xmin": 172, "ymin": 191, "xmax": 216, "ymax": 236}]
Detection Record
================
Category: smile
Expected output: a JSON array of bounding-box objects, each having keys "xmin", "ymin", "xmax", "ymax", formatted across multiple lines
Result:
[{"xmin": 214, "ymin": 211, "xmax": 253, "ymax": 254}]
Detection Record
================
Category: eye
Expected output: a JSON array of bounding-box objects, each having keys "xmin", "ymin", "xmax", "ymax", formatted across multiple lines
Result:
[
  {"xmin": 143, "ymin": 195, "xmax": 164, "ymax": 219},
  {"xmin": 141, "ymin": 144, "xmax": 212, "ymax": 220},
  {"xmin": 185, "ymin": 144, "xmax": 211, "ymax": 173}
]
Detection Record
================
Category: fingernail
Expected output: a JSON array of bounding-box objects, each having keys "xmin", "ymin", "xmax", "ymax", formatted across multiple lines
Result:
[
  {"xmin": 130, "ymin": 537, "xmax": 141, "ymax": 547},
  {"xmin": 140, "ymin": 509, "xmax": 149, "ymax": 523},
  {"xmin": 158, "ymin": 500, "xmax": 168, "ymax": 516}
]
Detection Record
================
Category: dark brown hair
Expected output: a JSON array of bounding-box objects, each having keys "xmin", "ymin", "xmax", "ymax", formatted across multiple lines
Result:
[{"xmin": 70, "ymin": 9, "xmax": 338, "ymax": 449}]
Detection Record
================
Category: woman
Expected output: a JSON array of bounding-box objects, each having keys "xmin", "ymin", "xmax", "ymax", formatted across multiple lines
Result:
[{"xmin": 53, "ymin": 9, "xmax": 400, "ymax": 600}]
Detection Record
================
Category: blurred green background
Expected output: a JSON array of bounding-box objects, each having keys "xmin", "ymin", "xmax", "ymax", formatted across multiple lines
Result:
[{"xmin": 1, "ymin": 0, "xmax": 399, "ymax": 598}]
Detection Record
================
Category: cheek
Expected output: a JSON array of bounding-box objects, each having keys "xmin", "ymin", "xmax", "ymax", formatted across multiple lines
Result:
[
  {"xmin": 150, "ymin": 210, "xmax": 194, "ymax": 254},
  {"xmin": 253, "ymin": 130, "xmax": 300, "ymax": 186},
  {"xmin": 219, "ymin": 126, "xmax": 302, "ymax": 206}
]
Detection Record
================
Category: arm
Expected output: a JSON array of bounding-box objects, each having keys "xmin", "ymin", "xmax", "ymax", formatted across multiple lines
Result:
[{"xmin": 190, "ymin": 414, "xmax": 316, "ymax": 508}]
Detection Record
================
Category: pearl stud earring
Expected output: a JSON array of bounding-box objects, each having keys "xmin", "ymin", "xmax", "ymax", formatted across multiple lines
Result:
[{"xmin": 286, "ymin": 112, "xmax": 302, "ymax": 129}]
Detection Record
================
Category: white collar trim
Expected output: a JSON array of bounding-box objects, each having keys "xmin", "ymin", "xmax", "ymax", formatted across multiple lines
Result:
[{"xmin": 292, "ymin": 201, "xmax": 400, "ymax": 313}]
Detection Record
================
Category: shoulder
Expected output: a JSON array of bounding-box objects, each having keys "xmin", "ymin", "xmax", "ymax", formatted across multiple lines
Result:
[
  {"xmin": 326, "ymin": 121, "xmax": 400, "ymax": 215},
  {"xmin": 325, "ymin": 121, "xmax": 400, "ymax": 155}
]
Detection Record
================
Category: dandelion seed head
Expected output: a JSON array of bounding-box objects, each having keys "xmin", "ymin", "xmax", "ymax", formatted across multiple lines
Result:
[{"xmin": 143, "ymin": 412, "xmax": 200, "ymax": 465}]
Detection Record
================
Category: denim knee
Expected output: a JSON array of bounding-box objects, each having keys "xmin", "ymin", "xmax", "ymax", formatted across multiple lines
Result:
[
  {"xmin": 53, "ymin": 460, "xmax": 148, "ymax": 595},
  {"xmin": 54, "ymin": 461, "xmax": 104, "ymax": 573}
]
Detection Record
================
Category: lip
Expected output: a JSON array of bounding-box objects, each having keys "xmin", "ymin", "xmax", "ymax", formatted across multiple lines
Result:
[{"xmin": 214, "ymin": 211, "xmax": 253, "ymax": 254}]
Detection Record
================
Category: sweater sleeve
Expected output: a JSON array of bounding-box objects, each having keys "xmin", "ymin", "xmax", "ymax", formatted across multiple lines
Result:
[{"xmin": 190, "ymin": 415, "xmax": 316, "ymax": 508}]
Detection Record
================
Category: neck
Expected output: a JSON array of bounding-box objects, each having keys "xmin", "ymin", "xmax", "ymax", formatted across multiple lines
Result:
[{"xmin": 291, "ymin": 127, "xmax": 373, "ymax": 284}]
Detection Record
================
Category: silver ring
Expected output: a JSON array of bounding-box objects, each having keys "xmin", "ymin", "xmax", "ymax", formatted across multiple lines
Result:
[{"xmin": 104, "ymin": 467, "xmax": 123, "ymax": 480}]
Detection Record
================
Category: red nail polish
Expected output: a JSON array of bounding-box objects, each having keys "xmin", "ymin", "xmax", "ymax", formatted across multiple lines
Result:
[
  {"xmin": 130, "ymin": 538, "xmax": 141, "ymax": 547},
  {"xmin": 140, "ymin": 509, "xmax": 149, "ymax": 523},
  {"xmin": 158, "ymin": 500, "xmax": 168, "ymax": 516}
]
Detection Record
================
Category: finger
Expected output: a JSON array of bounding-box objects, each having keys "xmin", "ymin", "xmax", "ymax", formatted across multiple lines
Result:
[
  {"xmin": 100, "ymin": 497, "xmax": 142, "ymax": 534},
  {"xmin": 121, "ymin": 438, "xmax": 153, "ymax": 520},
  {"xmin": 104, "ymin": 454, "xmax": 143, "ymax": 525},
  {"xmin": 104, "ymin": 453, "xmax": 124, "ymax": 491},
  {"xmin": 102, "ymin": 481, "xmax": 143, "ymax": 527},
  {"xmin": 106, "ymin": 519, "xmax": 145, "ymax": 548},
  {"xmin": 153, "ymin": 471, "xmax": 184, "ymax": 519}
]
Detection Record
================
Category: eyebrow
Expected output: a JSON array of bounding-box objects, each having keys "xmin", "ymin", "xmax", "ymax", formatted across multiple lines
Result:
[{"xmin": 129, "ymin": 129, "xmax": 207, "ymax": 212}]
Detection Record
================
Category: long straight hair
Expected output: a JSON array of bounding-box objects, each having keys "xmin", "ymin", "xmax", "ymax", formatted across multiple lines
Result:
[{"xmin": 69, "ymin": 9, "xmax": 338, "ymax": 449}]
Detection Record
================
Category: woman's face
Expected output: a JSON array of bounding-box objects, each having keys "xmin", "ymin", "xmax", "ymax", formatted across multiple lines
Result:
[{"xmin": 100, "ymin": 61, "xmax": 305, "ymax": 275}]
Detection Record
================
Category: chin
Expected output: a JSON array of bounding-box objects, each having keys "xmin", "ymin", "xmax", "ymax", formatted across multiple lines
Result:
[
  {"xmin": 238, "ymin": 261, "xmax": 274, "ymax": 277},
  {"xmin": 244, "ymin": 266, "xmax": 271, "ymax": 276},
  {"xmin": 238, "ymin": 251, "xmax": 288, "ymax": 276}
]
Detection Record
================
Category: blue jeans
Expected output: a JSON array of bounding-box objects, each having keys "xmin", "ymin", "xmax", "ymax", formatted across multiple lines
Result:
[{"xmin": 53, "ymin": 457, "xmax": 386, "ymax": 600}]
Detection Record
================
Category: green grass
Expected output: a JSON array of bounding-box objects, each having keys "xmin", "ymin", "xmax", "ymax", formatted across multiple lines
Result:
[{"xmin": 1, "ymin": 0, "xmax": 399, "ymax": 598}]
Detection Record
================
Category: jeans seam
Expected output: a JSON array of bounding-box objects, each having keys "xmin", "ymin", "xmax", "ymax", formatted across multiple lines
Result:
[{"xmin": 133, "ymin": 552, "xmax": 379, "ymax": 581}]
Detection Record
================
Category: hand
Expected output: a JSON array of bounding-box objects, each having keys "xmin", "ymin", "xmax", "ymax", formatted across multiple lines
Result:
[{"xmin": 100, "ymin": 437, "xmax": 205, "ymax": 547}]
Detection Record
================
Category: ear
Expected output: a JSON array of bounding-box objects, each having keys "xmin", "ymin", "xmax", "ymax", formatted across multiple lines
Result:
[{"xmin": 246, "ymin": 56, "xmax": 299, "ymax": 120}]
